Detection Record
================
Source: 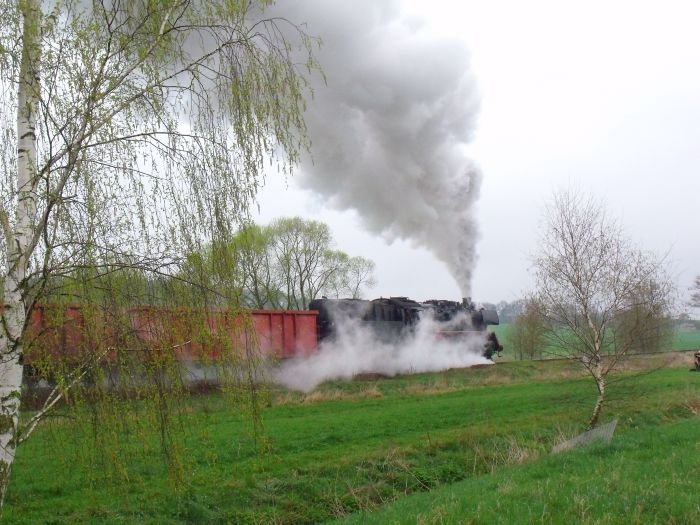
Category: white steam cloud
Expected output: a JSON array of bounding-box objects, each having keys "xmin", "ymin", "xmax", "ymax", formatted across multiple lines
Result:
[
  {"xmin": 276, "ymin": 312, "xmax": 491, "ymax": 392},
  {"xmin": 273, "ymin": 1, "xmax": 482, "ymax": 296}
]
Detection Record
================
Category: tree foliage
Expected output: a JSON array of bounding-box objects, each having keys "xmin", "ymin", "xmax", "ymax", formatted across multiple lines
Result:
[
  {"xmin": 507, "ymin": 298, "xmax": 547, "ymax": 360},
  {"xmin": 614, "ymin": 280, "xmax": 674, "ymax": 354},
  {"xmin": 534, "ymin": 188, "xmax": 673, "ymax": 429},
  {"xmin": 184, "ymin": 217, "xmax": 377, "ymax": 309},
  {"xmin": 0, "ymin": 0, "xmax": 319, "ymax": 506}
]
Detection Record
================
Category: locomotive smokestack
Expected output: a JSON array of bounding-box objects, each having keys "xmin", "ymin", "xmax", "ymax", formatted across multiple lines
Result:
[{"xmin": 462, "ymin": 297, "xmax": 471, "ymax": 308}]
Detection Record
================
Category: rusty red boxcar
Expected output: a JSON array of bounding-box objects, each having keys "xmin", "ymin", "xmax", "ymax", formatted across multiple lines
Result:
[{"xmin": 23, "ymin": 304, "xmax": 318, "ymax": 365}]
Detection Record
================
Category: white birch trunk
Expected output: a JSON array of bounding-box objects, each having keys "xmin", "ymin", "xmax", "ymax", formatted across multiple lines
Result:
[
  {"xmin": 588, "ymin": 364, "xmax": 606, "ymax": 430},
  {"xmin": 0, "ymin": 0, "xmax": 41, "ymax": 506}
]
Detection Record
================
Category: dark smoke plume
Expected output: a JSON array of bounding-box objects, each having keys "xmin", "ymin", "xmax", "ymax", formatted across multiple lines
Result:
[{"xmin": 272, "ymin": 1, "xmax": 482, "ymax": 296}]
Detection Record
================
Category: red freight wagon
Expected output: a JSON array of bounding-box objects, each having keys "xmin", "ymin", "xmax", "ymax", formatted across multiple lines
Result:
[
  {"xmin": 22, "ymin": 304, "xmax": 318, "ymax": 365},
  {"xmin": 249, "ymin": 310, "xmax": 317, "ymax": 359}
]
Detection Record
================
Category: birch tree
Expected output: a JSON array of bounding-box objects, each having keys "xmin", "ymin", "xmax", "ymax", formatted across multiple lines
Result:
[
  {"xmin": 0, "ymin": 0, "xmax": 318, "ymax": 505},
  {"xmin": 534, "ymin": 189, "xmax": 673, "ymax": 429}
]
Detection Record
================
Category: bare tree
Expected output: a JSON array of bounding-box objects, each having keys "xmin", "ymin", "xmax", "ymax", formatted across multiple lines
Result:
[
  {"xmin": 0, "ymin": 0, "xmax": 318, "ymax": 505},
  {"xmin": 534, "ymin": 189, "xmax": 673, "ymax": 429},
  {"xmin": 690, "ymin": 275, "xmax": 700, "ymax": 308},
  {"xmin": 343, "ymin": 256, "xmax": 377, "ymax": 299},
  {"xmin": 323, "ymin": 252, "xmax": 376, "ymax": 299}
]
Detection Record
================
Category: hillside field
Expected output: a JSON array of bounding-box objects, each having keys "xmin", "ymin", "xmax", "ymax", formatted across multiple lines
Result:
[{"xmin": 5, "ymin": 351, "xmax": 699, "ymax": 524}]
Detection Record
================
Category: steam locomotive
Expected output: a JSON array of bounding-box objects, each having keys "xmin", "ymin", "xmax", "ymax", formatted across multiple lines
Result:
[{"xmin": 308, "ymin": 296, "xmax": 503, "ymax": 359}]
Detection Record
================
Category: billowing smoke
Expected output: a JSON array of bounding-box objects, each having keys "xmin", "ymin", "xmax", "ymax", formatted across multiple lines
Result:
[
  {"xmin": 276, "ymin": 311, "xmax": 491, "ymax": 392},
  {"xmin": 272, "ymin": 1, "xmax": 482, "ymax": 296}
]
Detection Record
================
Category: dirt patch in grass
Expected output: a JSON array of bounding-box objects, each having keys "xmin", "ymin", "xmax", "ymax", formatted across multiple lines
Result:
[
  {"xmin": 612, "ymin": 351, "xmax": 695, "ymax": 373},
  {"xmin": 683, "ymin": 392, "xmax": 700, "ymax": 416},
  {"xmin": 401, "ymin": 383, "xmax": 461, "ymax": 396},
  {"xmin": 353, "ymin": 373, "xmax": 391, "ymax": 381},
  {"xmin": 273, "ymin": 385, "xmax": 384, "ymax": 406}
]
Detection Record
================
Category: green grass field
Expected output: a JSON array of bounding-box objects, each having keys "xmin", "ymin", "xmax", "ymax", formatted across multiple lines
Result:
[
  {"xmin": 5, "ymin": 352, "xmax": 699, "ymax": 524},
  {"xmin": 492, "ymin": 324, "xmax": 700, "ymax": 361},
  {"xmin": 672, "ymin": 329, "xmax": 700, "ymax": 351}
]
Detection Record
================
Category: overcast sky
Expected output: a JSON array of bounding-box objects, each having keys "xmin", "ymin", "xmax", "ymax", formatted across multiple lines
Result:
[{"xmin": 254, "ymin": 0, "xmax": 700, "ymax": 310}]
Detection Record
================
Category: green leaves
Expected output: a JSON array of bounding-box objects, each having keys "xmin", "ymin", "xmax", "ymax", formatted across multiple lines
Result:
[
  {"xmin": 184, "ymin": 217, "xmax": 376, "ymax": 309},
  {"xmin": 1, "ymin": 0, "xmax": 322, "ymax": 509}
]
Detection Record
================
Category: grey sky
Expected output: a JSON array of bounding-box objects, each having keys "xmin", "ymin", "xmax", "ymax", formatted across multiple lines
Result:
[{"xmin": 255, "ymin": 0, "xmax": 700, "ymax": 310}]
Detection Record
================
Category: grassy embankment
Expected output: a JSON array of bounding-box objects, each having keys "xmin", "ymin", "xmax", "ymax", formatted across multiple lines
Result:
[
  {"xmin": 339, "ymin": 416, "xmax": 699, "ymax": 524},
  {"xmin": 4, "ymin": 352, "xmax": 699, "ymax": 524}
]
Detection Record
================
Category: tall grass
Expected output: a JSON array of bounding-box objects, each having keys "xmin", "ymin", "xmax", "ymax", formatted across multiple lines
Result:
[{"xmin": 339, "ymin": 417, "xmax": 699, "ymax": 524}]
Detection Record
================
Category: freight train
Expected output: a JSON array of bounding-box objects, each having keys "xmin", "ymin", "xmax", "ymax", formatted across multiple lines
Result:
[{"xmin": 22, "ymin": 297, "xmax": 502, "ymax": 376}]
